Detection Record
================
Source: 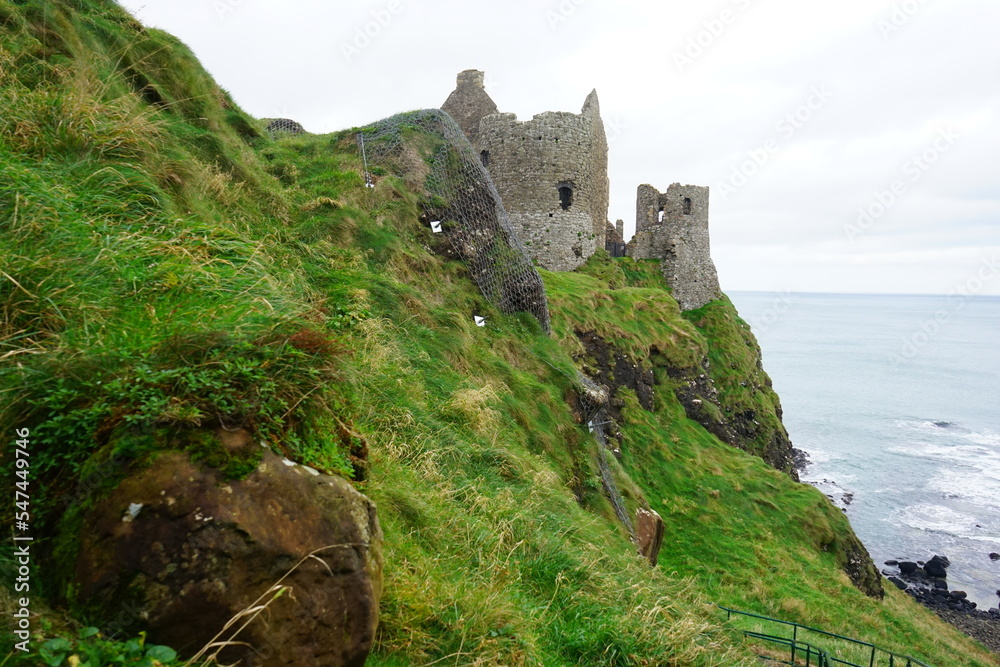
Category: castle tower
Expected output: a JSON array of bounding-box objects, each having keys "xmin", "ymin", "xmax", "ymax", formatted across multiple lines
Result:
[
  {"xmin": 441, "ymin": 70, "xmax": 498, "ymax": 147},
  {"xmin": 627, "ymin": 183, "xmax": 720, "ymax": 311},
  {"xmin": 441, "ymin": 72, "xmax": 609, "ymax": 272}
]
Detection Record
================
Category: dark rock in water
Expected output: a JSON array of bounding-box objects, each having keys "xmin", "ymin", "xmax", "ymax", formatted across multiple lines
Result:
[
  {"xmin": 888, "ymin": 576, "xmax": 907, "ymax": 590},
  {"xmin": 930, "ymin": 577, "xmax": 948, "ymax": 590},
  {"xmin": 950, "ymin": 590, "xmax": 968, "ymax": 600},
  {"xmin": 842, "ymin": 492, "xmax": 854, "ymax": 505},
  {"xmin": 885, "ymin": 559, "xmax": 899, "ymax": 566},
  {"xmin": 899, "ymin": 561, "xmax": 919, "ymax": 575},
  {"xmin": 989, "ymin": 552, "xmax": 1000, "ymax": 561},
  {"xmin": 792, "ymin": 448, "xmax": 810, "ymax": 471},
  {"xmin": 925, "ymin": 555, "xmax": 950, "ymax": 578}
]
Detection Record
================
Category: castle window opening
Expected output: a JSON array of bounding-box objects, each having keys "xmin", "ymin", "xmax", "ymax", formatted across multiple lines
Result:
[
  {"xmin": 683, "ymin": 197, "xmax": 692, "ymax": 215},
  {"xmin": 558, "ymin": 185, "xmax": 573, "ymax": 210},
  {"xmin": 480, "ymin": 150, "xmax": 489, "ymax": 167},
  {"xmin": 657, "ymin": 207, "xmax": 664, "ymax": 223}
]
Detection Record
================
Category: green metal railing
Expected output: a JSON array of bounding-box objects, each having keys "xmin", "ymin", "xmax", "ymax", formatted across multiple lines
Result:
[{"xmin": 720, "ymin": 606, "xmax": 934, "ymax": 667}]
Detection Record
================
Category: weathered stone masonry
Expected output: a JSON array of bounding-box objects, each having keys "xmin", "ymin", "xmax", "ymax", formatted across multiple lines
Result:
[
  {"xmin": 627, "ymin": 183, "xmax": 720, "ymax": 311},
  {"xmin": 441, "ymin": 69, "xmax": 719, "ymax": 310},
  {"xmin": 443, "ymin": 70, "xmax": 609, "ymax": 272},
  {"xmin": 440, "ymin": 70, "xmax": 497, "ymax": 148}
]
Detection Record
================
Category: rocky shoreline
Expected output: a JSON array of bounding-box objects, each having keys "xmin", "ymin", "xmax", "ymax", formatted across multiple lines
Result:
[
  {"xmin": 882, "ymin": 555, "xmax": 1000, "ymax": 653},
  {"xmin": 793, "ymin": 451, "xmax": 1000, "ymax": 652}
]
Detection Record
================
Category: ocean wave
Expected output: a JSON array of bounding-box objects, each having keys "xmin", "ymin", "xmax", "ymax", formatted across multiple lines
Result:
[
  {"xmin": 963, "ymin": 428, "xmax": 1000, "ymax": 447},
  {"xmin": 961, "ymin": 533, "xmax": 1000, "ymax": 546},
  {"xmin": 888, "ymin": 440, "xmax": 999, "ymax": 469},
  {"xmin": 891, "ymin": 503, "xmax": 980, "ymax": 535},
  {"xmin": 895, "ymin": 418, "xmax": 964, "ymax": 432},
  {"xmin": 928, "ymin": 468, "xmax": 1000, "ymax": 507},
  {"xmin": 894, "ymin": 419, "xmax": 1000, "ymax": 448},
  {"xmin": 796, "ymin": 446, "xmax": 839, "ymax": 464}
]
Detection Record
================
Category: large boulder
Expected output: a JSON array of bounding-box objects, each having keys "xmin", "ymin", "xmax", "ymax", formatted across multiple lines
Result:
[
  {"xmin": 924, "ymin": 554, "xmax": 950, "ymax": 578},
  {"xmin": 71, "ymin": 432, "xmax": 382, "ymax": 666}
]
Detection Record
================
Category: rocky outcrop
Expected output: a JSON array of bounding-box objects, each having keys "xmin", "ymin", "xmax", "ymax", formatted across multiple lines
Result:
[
  {"xmin": 574, "ymin": 329, "xmax": 743, "ymax": 460},
  {"xmin": 837, "ymin": 535, "xmax": 885, "ymax": 599},
  {"xmin": 681, "ymin": 298, "xmax": 799, "ymax": 478},
  {"xmin": 70, "ymin": 433, "xmax": 382, "ymax": 667},
  {"xmin": 575, "ymin": 329, "xmax": 655, "ymax": 421}
]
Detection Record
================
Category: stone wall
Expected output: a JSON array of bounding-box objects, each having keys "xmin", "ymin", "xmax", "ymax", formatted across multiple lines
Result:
[
  {"xmin": 441, "ymin": 71, "xmax": 609, "ymax": 272},
  {"xmin": 477, "ymin": 95, "xmax": 608, "ymax": 271},
  {"xmin": 441, "ymin": 70, "xmax": 497, "ymax": 148},
  {"xmin": 628, "ymin": 183, "xmax": 720, "ymax": 311}
]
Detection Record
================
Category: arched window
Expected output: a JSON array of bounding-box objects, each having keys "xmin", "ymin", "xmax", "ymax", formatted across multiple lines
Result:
[
  {"xmin": 558, "ymin": 185, "xmax": 573, "ymax": 210},
  {"xmin": 683, "ymin": 197, "xmax": 692, "ymax": 215}
]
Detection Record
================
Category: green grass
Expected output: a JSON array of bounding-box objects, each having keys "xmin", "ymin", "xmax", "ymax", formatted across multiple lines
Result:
[{"xmin": 0, "ymin": 1, "xmax": 997, "ymax": 665}]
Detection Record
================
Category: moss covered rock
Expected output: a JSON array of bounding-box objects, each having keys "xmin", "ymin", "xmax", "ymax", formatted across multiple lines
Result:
[{"xmin": 70, "ymin": 432, "xmax": 382, "ymax": 666}]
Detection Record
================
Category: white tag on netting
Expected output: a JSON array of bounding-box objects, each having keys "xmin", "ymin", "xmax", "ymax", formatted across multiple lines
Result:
[
  {"xmin": 430, "ymin": 220, "xmax": 443, "ymax": 233},
  {"xmin": 587, "ymin": 420, "xmax": 595, "ymax": 433},
  {"xmin": 474, "ymin": 315, "xmax": 486, "ymax": 327}
]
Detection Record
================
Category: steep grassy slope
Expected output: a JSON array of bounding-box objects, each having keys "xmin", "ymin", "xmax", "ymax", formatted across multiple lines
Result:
[{"xmin": 0, "ymin": 1, "xmax": 996, "ymax": 665}]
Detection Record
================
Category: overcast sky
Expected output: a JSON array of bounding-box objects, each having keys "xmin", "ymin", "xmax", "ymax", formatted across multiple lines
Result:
[{"xmin": 117, "ymin": 0, "xmax": 1000, "ymax": 296}]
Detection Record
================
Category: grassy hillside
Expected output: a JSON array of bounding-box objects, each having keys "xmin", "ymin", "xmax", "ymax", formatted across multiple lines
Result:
[{"xmin": 0, "ymin": 1, "xmax": 996, "ymax": 665}]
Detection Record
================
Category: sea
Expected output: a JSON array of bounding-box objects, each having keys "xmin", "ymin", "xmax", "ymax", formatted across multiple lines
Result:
[{"xmin": 727, "ymin": 292, "xmax": 1000, "ymax": 609}]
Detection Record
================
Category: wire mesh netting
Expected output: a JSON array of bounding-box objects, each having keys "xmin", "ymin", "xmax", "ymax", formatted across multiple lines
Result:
[
  {"xmin": 577, "ymin": 371, "xmax": 634, "ymax": 535},
  {"xmin": 355, "ymin": 109, "xmax": 551, "ymax": 332},
  {"xmin": 265, "ymin": 118, "xmax": 306, "ymax": 136}
]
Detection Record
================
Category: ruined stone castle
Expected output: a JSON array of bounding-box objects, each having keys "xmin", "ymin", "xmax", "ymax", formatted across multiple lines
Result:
[
  {"xmin": 441, "ymin": 70, "xmax": 720, "ymax": 310},
  {"xmin": 443, "ymin": 70, "xmax": 608, "ymax": 273},
  {"xmin": 629, "ymin": 183, "xmax": 719, "ymax": 312}
]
